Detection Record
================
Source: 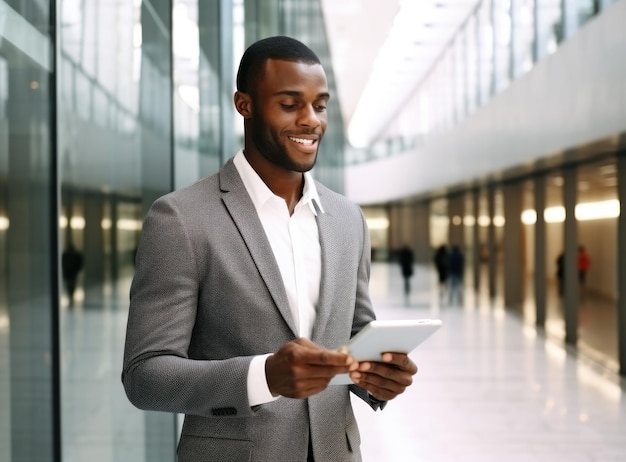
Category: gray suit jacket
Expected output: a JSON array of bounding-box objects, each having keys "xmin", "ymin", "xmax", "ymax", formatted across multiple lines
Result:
[{"xmin": 122, "ymin": 158, "xmax": 380, "ymax": 461}]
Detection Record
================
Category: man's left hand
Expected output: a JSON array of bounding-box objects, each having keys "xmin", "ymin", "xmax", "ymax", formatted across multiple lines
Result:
[{"xmin": 348, "ymin": 353, "xmax": 418, "ymax": 401}]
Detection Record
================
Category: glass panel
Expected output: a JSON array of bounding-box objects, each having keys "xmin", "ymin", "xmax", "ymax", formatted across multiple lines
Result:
[
  {"xmin": 577, "ymin": 0, "xmax": 599, "ymax": 26},
  {"xmin": 465, "ymin": 14, "xmax": 479, "ymax": 115},
  {"xmin": 541, "ymin": 0, "xmax": 564, "ymax": 55},
  {"xmin": 576, "ymin": 158, "xmax": 619, "ymax": 370},
  {"xmin": 173, "ymin": 0, "xmax": 201, "ymax": 189},
  {"xmin": 441, "ymin": 48, "xmax": 455, "ymax": 131},
  {"xmin": 463, "ymin": 192, "xmax": 476, "ymax": 290},
  {"xmin": 478, "ymin": 0, "xmax": 495, "ymax": 105},
  {"xmin": 0, "ymin": 0, "xmax": 56, "ymax": 460},
  {"xmin": 521, "ymin": 179, "xmax": 536, "ymax": 322},
  {"xmin": 58, "ymin": 0, "xmax": 176, "ymax": 459},
  {"xmin": 453, "ymin": 32, "xmax": 466, "ymax": 123},
  {"xmin": 518, "ymin": 0, "xmax": 535, "ymax": 74},
  {"xmin": 494, "ymin": 0, "xmax": 512, "ymax": 92},
  {"xmin": 545, "ymin": 171, "xmax": 565, "ymax": 341}
]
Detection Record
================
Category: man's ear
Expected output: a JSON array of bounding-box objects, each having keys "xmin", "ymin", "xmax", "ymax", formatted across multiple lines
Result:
[{"xmin": 234, "ymin": 91, "xmax": 252, "ymax": 118}]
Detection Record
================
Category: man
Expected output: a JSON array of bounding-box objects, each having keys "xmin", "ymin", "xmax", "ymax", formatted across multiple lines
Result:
[
  {"xmin": 397, "ymin": 245, "xmax": 414, "ymax": 299},
  {"xmin": 447, "ymin": 245, "xmax": 464, "ymax": 305},
  {"xmin": 61, "ymin": 242, "xmax": 83, "ymax": 306},
  {"xmin": 122, "ymin": 36, "xmax": 417, "ymax": 461}
]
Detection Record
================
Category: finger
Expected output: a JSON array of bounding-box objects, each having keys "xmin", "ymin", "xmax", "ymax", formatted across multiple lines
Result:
[
  {"xmin": 379, "ymin": 353, "xmax": 418, "ymax": 375},
  {"xmin": 291, "ymin": 339, "xmax": 353, "ymax": 366},
  {"xmin": 350, "ymin": 371, "xmax": 407, "ymax": 401},
  {"xmin": 353, "ymin": 363, "xmax": 414, "ymax": 388}
]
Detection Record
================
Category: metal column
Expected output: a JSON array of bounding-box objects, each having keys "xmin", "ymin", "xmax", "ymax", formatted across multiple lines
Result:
[
  {"xmin": 534, "ymin": 175, "xmax": 547, "ymax": 327},
  {"xmin": 563, "ymin": 165, "xmax": 579, "ymax": 345}
]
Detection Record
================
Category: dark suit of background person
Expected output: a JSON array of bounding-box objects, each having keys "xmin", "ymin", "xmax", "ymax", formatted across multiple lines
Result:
[
  {"xmin": 122, "ymin": 36, "xmax": 417, "ymax": 462},
  {"xmin": 447, "ymin": 245, "xmax": 464, "ymax": 305},
  {"xmin": 433, "ymin": 245, "xmax": 449, "ymax": 301},
  {"xmin": 397, "ymin": 245, "xmax": 414, "ymax": 298},
  {"xmin": 61, "ymin": 243, "xmax": 83, "ymax": 306}
]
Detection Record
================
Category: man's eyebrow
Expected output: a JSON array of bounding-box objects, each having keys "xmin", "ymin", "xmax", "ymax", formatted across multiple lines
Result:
[{"xmin": 274, "ymin": 90, "xmax": 331, "ymax": 100}]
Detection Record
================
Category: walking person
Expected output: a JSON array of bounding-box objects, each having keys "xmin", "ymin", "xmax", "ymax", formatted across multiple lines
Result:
[
  {"xmin": 397, "ymin": 245, "xmax": 414, "ymax": 302},
  {"xmin": 61, "ymin": 243, "xmax": 83, "ymax": 306},
  {"xmin": 556, "ymin": 251, "xmax": 564, "ymax": 296},
  {"xmin": 577, "ymin": 245, "xmax": 591, "ymax": 298},
  {"xmin": 447, "ymin": 245, "xmax": 464, "ymax": 305},
  {"xmin": 433, "ymin": 244, "xmax": 449, "ymax": 302}
]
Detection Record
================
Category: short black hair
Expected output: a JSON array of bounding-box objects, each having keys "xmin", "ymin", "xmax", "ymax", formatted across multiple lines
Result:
[{"xmin": 236, "ymin": 36, "xmax": 321, "ymax": 93}]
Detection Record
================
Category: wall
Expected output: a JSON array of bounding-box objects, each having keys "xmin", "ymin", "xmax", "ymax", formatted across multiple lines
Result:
[{"xmin": 345, "ymin": 0, "xmax": 626, "ymax": 204}]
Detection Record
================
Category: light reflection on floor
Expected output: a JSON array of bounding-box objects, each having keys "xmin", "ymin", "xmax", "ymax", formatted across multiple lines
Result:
[
  {"xmin": 354, "ymin": 263, "xmax": 626, "ymax": 462},
  {"xmin": 3, "ymin": 262, "xmax": 624, "ymax": 461}
]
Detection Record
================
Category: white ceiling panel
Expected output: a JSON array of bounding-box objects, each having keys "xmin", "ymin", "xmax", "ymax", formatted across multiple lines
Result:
[{"xmin": 321, "ymin": 0, "xmax": 480, "ymax": 148}]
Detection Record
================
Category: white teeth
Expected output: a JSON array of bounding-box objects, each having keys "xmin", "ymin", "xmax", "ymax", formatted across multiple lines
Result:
[{"xmin": 290, "ymin": 137, "xmax": 314, "ymax": 145}]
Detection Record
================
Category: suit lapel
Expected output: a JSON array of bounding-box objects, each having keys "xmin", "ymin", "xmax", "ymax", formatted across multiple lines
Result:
[
  {"xmin": 219, "ymin": 160, "xmax": 298, "ymax": 337},
  {"xmin": 311, "ymin": 193, "xmax": 338, "ymax": 341}
]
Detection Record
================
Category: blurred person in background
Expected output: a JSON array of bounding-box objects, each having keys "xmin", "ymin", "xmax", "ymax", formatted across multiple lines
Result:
[
  {"xmin": 556, "ymin": 251, "xmax": 564, "ymax": 296},
  {"xmin": 577, "ymin": 245, "xmax": 590, "ymax": 285},
  {"xmin": 61, "ymin": 242, "xmax": 83, "ymax": 306},
  {"xmin": 433, "ymin": 244, "xmax": 449, "ymax": 302},
  {"xmin": 397, "ymin": 244, "xmax": 414, "ymax": 301},
  {"xmin": 447, "ymin": 245, "xmax": 464, "ymax": 305}
]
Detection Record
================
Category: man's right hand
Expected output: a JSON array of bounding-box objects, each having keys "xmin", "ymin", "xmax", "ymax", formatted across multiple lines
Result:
[{"xmin": 265, "ymin": 338, "xmax": 357, "ymax": 398}]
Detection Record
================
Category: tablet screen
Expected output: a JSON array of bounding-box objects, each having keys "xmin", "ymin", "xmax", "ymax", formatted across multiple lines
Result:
[{"xmin": 329, "ymin": 318, "xmax": 442, "ymax": 385}]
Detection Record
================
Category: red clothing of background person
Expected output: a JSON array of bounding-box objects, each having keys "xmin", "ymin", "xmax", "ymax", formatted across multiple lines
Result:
[{"xmin": 577, "ymin": 245, "xmax": 590, "ymax": 284}]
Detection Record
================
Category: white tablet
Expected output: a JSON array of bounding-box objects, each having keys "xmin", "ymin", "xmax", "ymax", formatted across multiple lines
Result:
[{"xmin": 329, "ymin": 318, "xmax": 443, "ymax": 385}]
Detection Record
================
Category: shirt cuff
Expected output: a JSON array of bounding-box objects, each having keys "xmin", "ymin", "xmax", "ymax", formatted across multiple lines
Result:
[{"xmin": 247, "ymin": 354, "xmax": 280, "ymax": 407}]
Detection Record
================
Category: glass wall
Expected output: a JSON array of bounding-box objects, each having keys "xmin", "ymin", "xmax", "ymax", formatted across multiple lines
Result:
[
  {"xmin": 1, "ymin": 0, "xmax": 344, "ymax": 459},
  {"xmin": 56, "ymin": 0, "xmax": 239, "ymax": 459},
  {"xmin": 0, "ymin": 0, "xmax": 58, "ymax": 460},
  {"xmin": 520, "ymin": 160, "xmax": 620, "ymax": 371},
  {"xmin": 576, "ymin": 158, "xmax": 618, "ymax": 368},
  {"xmin": 58, "ymin": 0, "xmax": 177, "ymax": 459}
]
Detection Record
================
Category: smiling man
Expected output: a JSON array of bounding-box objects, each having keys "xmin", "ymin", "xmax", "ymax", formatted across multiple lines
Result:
[{"xmin": 122, "ymin": 36, "xmax": 418, "ymax": 462}]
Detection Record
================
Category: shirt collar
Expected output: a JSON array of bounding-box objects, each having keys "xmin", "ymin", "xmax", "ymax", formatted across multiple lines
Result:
[{"xmin": 233, "ymin": 150, "xmax": 325, "ymax": 216}]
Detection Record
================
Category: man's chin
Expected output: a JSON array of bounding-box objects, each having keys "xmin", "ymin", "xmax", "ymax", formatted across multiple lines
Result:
[
  {"xmin": 283, "ymin": 153, "xmax": 317, "ymax": 173},
  {"xmin": 294, "ymin": 161, "xmax": 316, "ymax": 173}
]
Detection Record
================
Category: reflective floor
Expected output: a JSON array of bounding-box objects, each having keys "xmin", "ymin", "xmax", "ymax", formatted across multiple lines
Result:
[
  {"xmin": 354, "ymin": 264, "xmax": 626, "ymax": 461},
  {"xmin": 3, "ymin": 262, "xmax": 626, "ymax": 461}
]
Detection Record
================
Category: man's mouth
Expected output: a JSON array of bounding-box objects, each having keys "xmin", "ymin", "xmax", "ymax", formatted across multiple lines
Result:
[{"xmin": 289, "ymin": 136, "xmax": 316, "ymax": 146}]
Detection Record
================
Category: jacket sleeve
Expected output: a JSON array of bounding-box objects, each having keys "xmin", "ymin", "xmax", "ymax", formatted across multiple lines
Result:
[{"xmin": 121, "ymin": 195, "xmax": 257, "ymax": 419}]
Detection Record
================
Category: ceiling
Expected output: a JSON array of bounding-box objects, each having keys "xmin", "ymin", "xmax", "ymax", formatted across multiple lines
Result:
[{"xmin": 320, "ymin": 0, "xmax": 480, "ymax": 148}]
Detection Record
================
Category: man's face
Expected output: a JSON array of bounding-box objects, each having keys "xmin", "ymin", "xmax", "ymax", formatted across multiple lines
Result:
[{"xmin": 248, "ymin": 59, "xmax": 329, "ymax": 173}]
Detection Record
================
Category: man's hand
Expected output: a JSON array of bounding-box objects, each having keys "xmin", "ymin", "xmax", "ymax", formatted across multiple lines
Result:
[
  {"xmin": 266, "ymin": 338, "xmax": 358, "ymax": 398},
  {"xmin": 349, "ymin": 353, "xmax": 417, "ymax": 401}
]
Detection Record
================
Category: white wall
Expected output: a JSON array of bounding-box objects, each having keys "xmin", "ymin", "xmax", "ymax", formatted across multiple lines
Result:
[{"xmin": 346, "ymin": 0, "xmax": 626, "ymax": 205}]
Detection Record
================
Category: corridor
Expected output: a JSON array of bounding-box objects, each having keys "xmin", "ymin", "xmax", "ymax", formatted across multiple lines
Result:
[
  {"xmin": 354, "ymin": 263, "xmax": 626, "ymax": 461},
  {"xmin": 55, "ymin": 262, "xmax": 626, "ymax": 461}
]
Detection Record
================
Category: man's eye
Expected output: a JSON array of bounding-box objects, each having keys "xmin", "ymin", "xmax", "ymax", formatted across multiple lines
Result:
[
  {"xmin": 315, "ymin": 105, "xmax": 327, "ymax": 112},
  {"xmin": 280, "ymin": 103, "xmax": 297, "ymax": 110}
]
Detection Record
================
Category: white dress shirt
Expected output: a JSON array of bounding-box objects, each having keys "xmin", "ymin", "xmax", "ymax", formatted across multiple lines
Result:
[{"xmin": 233, "ymin": 150, "xmax": 324, "ymax": 406}]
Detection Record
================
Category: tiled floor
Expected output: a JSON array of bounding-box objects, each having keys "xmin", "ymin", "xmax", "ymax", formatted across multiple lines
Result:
[
  {"xmin": 3, "ymin": 262, "xmax": 625, "ymax": 461},
  {"xmin": 354, "ymin": 263, "xmax": 626, "ymax": 461}
]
